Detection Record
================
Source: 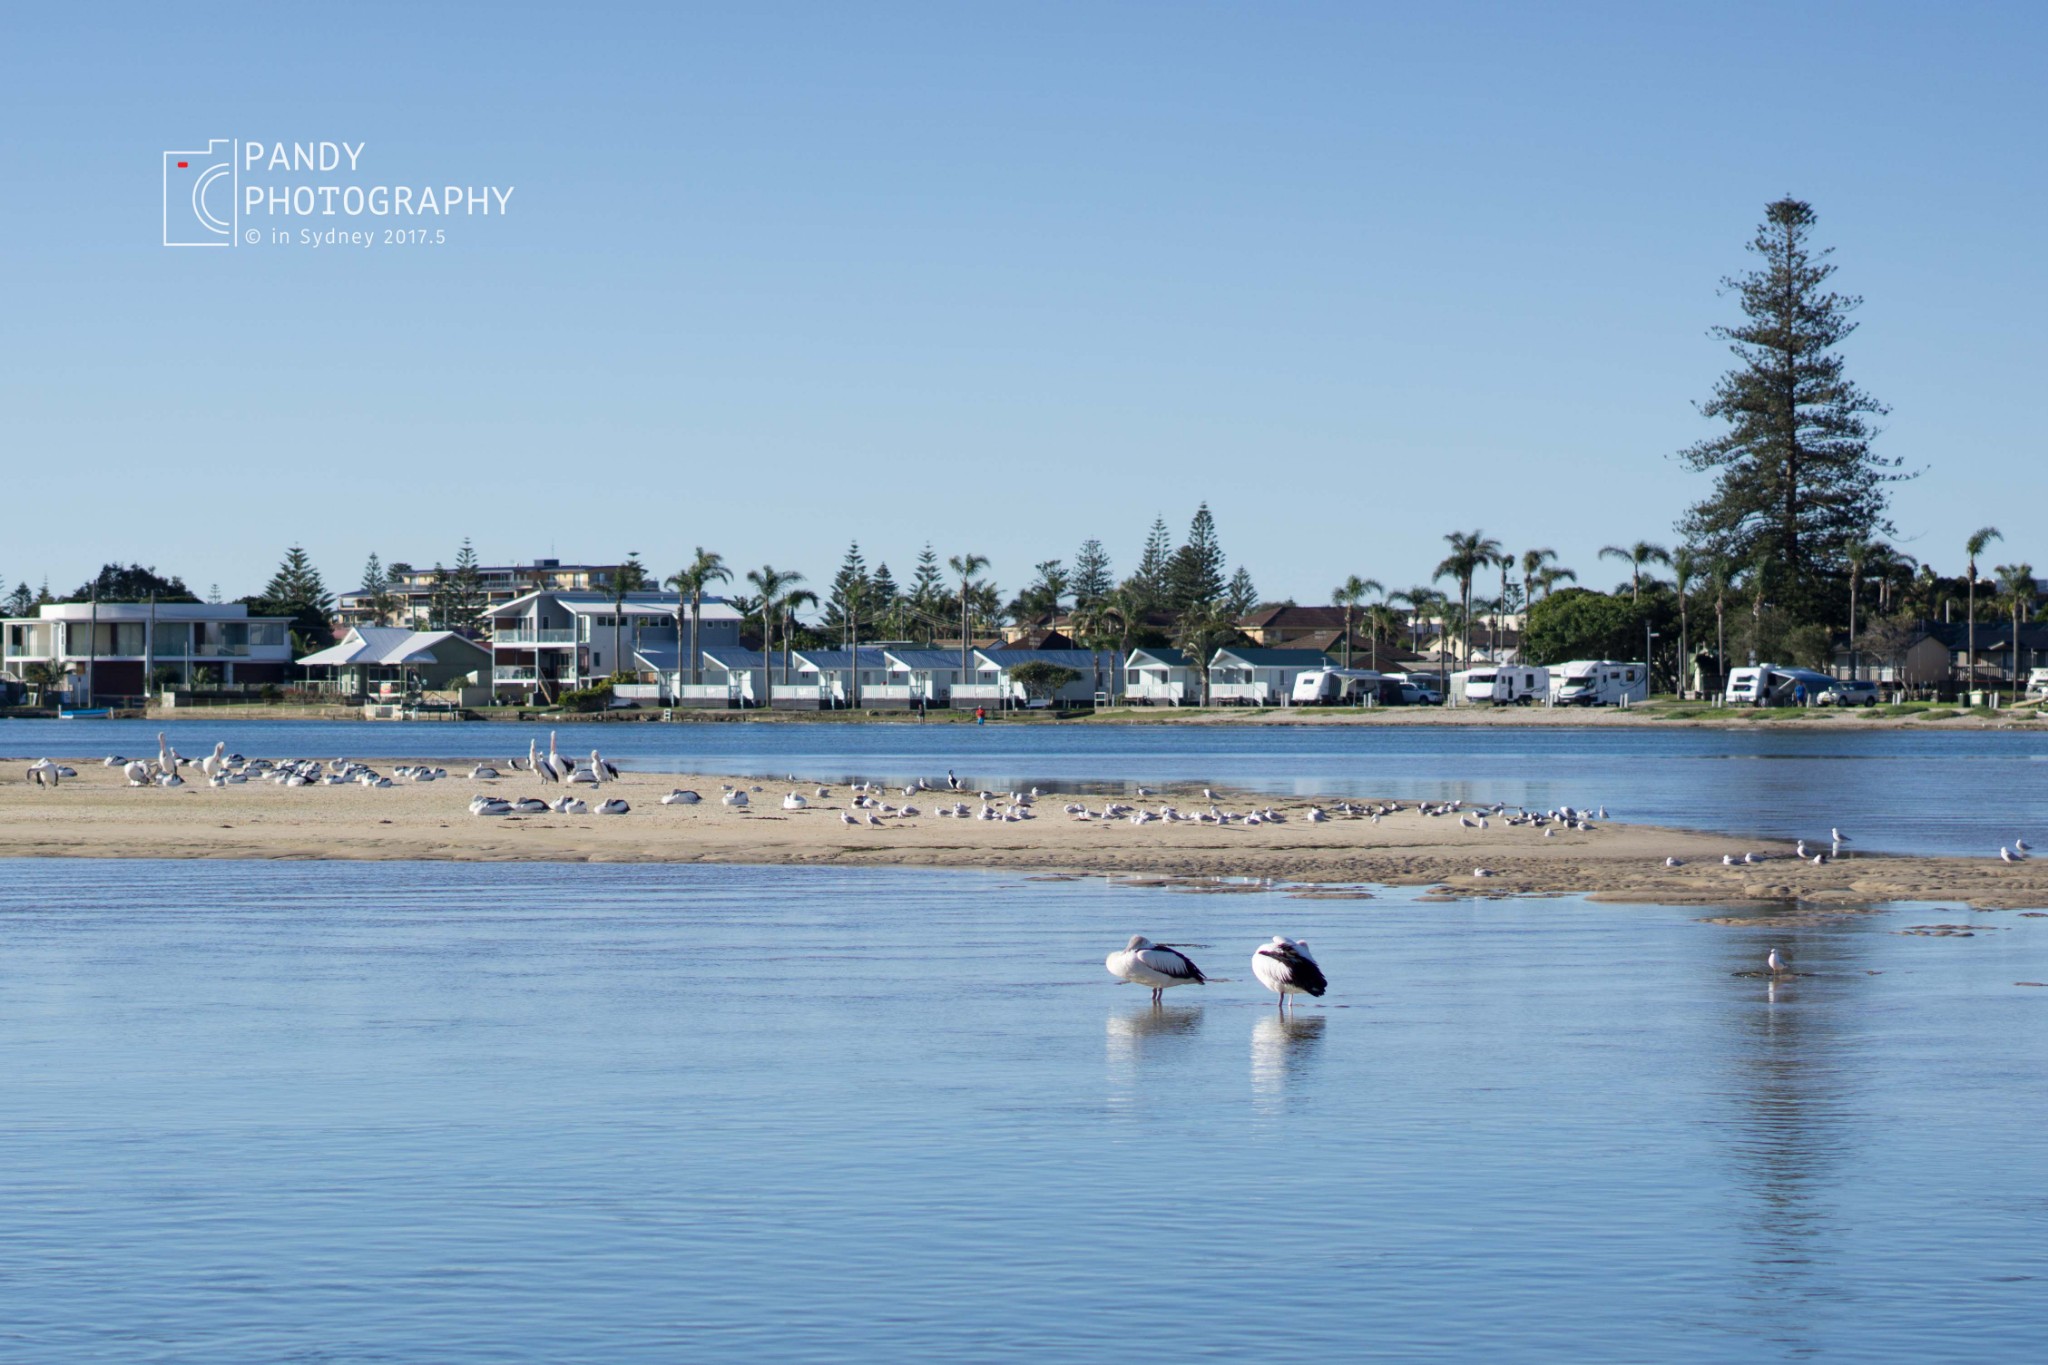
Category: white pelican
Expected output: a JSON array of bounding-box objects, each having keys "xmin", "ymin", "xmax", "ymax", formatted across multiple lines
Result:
[
  {"xmin": 552, "ymin": 796, "xmax": 588, "ymax": 815},
  {"xmin": 1251, "ymin": 937, "xmax": 1326, "ymax": 1013},
  {"xmin": 590, "ymin": 750, "xmax": 619, "ymax": 783},
  {"xmin": 1767, "ymin": 948, "xmax": 1789, "ymax": 976},
  {"xmin": 783, "ymin": 792, "xmax": 808, "ymax": 810},
  {"xmin": 123, "ymin": 760, "xmax": 150, "ymax": 786},
  {"xmin": 26, "ymin": 758, "xmax": 60, "ymax": 788},
  {"xmin": 661, "ymin": 789, "xmax": 701, "ymax": 805},
  {"xmin": 596, "ymin": 798, "xmax": 629, "ymax": 815},
  {"xmin": 469, "ymin": 795, "xmax": 513, "ymax": 817},
  {"xmin": 531, "ymin": 739, "xmax": 556, "ymax": 783},
  {"xmin": 469, "ymin": 764, "xmax": 500, "ymax": 781},
  {"xmin": 201, "ymin": 742, "xmax": 227, "ymax": 779},
  {"xmin": 156, "ymin": 732, "xmax": 172, "ymax": 775},
  {"xmin": 514, "ymin": 797, "xmax": 551, "ymax": 813},
  {"xmin": 1105, "ymin": 935, "xmax": 1208, "ymax": 1005},
  {"xmin": 722, "ymin": 790, "xmax": 748, "ymax": 807},
  {"xmin": 546, "ymin": 732, "xmax": 574, "ymax": 781}
]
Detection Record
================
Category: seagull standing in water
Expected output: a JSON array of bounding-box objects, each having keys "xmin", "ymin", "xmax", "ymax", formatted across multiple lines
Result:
[
  {"xmin": 1251, "ymin": 937, "xmax": 1327, "ymax": 1013},
  {"xmin": 1105, "ymin": 936, "xmax": 1208, "ymax": 1005},
  {"xmin": 1767, "ymin": 948, "xmax": 1790, "ymax": 977}
]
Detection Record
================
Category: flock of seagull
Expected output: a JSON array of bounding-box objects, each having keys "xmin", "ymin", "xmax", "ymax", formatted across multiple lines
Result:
[{"xmin": 22, "ymin": 734, "xmax": 2043, "ymax": 871}]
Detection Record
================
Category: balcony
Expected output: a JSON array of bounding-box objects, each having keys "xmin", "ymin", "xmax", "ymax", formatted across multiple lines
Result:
[
  {"xmin": 494, "ymin": 666, "xmax": 541, "ymax": 684},
  {"xmin": 494, "ymin": 629, "xmax": 578, "ymax": 646}
]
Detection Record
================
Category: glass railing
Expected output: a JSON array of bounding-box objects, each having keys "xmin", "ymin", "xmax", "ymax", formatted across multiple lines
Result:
[{"xmin": 494, "ymin": 629, "xmax": 578, "ymax": 645}]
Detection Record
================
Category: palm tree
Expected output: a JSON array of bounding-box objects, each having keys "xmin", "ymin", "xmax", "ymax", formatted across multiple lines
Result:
[
  {"xmin": 1670, "ymin": 547, "xmax": 1698, "ymax": 697},
  {"xmin": 1599, "ymin": 541, "xmax": 1671, "ymax": 603},
  {"xmin": 665, "ymin": 546, "xmax": 729, "ymax": 696},
  {"xmin": 1994, "ymin": 562, "xmax": 2035, "ymax": 693},
  {"xmin": 1530, "ymin": 564, "xmax": 1577, "ymax": 601},
  {"xmin": 948, "ymin": 552, "xmax": 990, "ymax": 690},
  {"xmin": 1330, "ymin": 575, "xmax": 1382, "ymax": 670},
  {"xmin": 779, "ymin": 587, "xmax": 818, "ymax": 685},
  {"xmin": 1389, "ymin": 587, "xmax": 1433, "ymax": 656},
  {"xmin": 1434, "ymin": 530, "xmax": 1502, "ymax": 675},
  {"xmin": 607, "ymin": 554, "xmax": 648, "ymax": 686},
  {"xmin": 1745, "ymin": 553, "xmax": 1770, "ymax": 666},
  {"xmin": 1965, "ymin": 526, "xmax": 2002, "ymax": 689},
  {"xmin": 1364, "ymin": 602, "xmax": 1401, "ymax": 672},
  {"xmin": 1173, "ymin": 599, "xmax": 1237, "ymax": 707},
  {"xmin": 1842, "ymin": 538, "xmax": 1876, "ymax": 681},
  {"xmin": 1707, "ymin": 562, "xmax": 1732, "ymax": 690},
  {"xmin": 743, "ymin": 565, "xmax": 802, "ymax": 708},
  {"xmin": 1519, "ymin": 547, "xmax": 1558, "ymax": 611}
]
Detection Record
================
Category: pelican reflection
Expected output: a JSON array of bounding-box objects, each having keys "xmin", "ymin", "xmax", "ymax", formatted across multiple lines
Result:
[
  {"xmin": 1251, "ymin": 1011, "xmax": 1327, "ymax": 1109},
  {"xmin": 1106, "ymin": 1005, "xmax": 1205, "ymax": 1101}
]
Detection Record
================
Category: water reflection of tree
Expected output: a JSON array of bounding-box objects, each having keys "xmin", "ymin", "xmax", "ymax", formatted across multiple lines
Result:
[{"xmin": 1717, "ymin": 931, "xmax": 1862, "ymax": 1344}]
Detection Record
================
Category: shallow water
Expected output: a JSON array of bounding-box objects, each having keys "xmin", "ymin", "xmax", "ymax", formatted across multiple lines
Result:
[
  {"xmin": 2, "ymin": 859, "xmax": 2044, "ymax": 1362},
  {"xmin": 5, "ymin": 717, "xmax": 2046, "ymax": 855}
]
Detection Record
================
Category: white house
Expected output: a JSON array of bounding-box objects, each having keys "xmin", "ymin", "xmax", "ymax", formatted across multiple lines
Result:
[
  {"xmin": 881, "ymin": 648, "xmax": 968, "ymax": 705},
  {"xmin": 297, "ymin": 626, "xmax": 493, "ymax": 700},
  {"xmin": 1123, "ymin": 647, "xmax": 1199, "ymax": 706},
  {"xmin": 2, "ymin": 601, "xmax": 294, "ymax": 706},
  {"xmin": 792, "ymin": 648, "xmax": 894, "ymax": 707},
  {"xmin": 486, "ymin": 590, "xmax": 742, "ymax": 703},
  {"xmin": 1206, "ymin": 647, "xmax": 1333, "ymax": 706}
]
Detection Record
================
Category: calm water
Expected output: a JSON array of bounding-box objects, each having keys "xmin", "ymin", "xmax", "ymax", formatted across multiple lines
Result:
[
  {"xmin": 6, "ymin": 717, "xmax": 2046, "ymax": 855},
  {"xmin": 2, "ymin": 859, "xmax": 2044, "ymax": 1362}
]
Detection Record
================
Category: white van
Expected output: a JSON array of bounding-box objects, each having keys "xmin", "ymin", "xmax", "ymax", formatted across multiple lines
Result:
[
  {"xmin": 1290, "ymin": 668, "xmax": 1382, "ymax": 706},
  {"xmin": 1550, "ymin": 660, "xmax": 1649, "ymax": 707},
  {"xmin": 2028, "ymin": 668, "xmax": 2048, "ymax": 700},
  {"xmin": 1452, "ymin": 666, "xmax": 1551, "ymax": 706}
]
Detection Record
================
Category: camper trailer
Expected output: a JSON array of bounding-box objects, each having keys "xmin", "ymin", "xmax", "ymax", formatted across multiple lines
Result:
[
  {"xmin": 1451, "ymin": 666, "xmax": 1550, "ymax": 706},
  {"xmin": 1549, "ymin": 660, "xmax": 1649, "ymax": 707},
  {"xmin": 1724, "ymin": 664, "xmax": 1835, "ymax": 707},
  {"xmin": 2028, "ymin": 667, "xmax": 2048, "ymax": 700},
  {"xmin": 1290, "ymin": 668, "xmax": 1386, "ymax": 706}
]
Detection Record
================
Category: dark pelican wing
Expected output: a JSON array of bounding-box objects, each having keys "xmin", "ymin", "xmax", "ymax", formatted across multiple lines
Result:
[
  {"xmin": 1137, "ymin": 945, "xmax": 1206, "ymax": 983},
  {"xmin": 1258, "ymin": 944, "xmax": 1327, "ymax": 996}
]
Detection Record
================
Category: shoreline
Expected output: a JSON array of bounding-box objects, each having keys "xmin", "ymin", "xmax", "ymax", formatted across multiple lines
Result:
[{"xmin": 6, "ymin": 760, "xmax": 2044, "ymax": 911}]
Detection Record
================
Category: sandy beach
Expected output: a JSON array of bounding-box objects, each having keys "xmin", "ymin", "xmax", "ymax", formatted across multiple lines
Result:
[{"xmin": 5, "ymin": 759, "xmax": 2044, "ymax": 911}]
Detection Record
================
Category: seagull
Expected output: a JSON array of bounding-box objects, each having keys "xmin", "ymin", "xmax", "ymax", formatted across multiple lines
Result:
[
  {"xmin": 841, "ymin": 811, "xmax": 858, "ymax": 826},
  {"xmin": 1251, "ymin": 937, "xmax": 1326, "ymax": 1014},
  {"xmin": 1105, "ymin": 935, "xmax": 1208, "ymax": 1005},
  {"xmin": 1472, "ymin": 867, "xmax": 1494, "ymax": 878},
  {"xmin": 2015, "ymin": 838, "xmax": 2032, "ymax": 853},
  {"xmin": 1831, "ymin": 827, "xmax": 1850, "ymax": 845},
  {"xmin": 1664, "ymin": 856, "xmax": 1684, "ymax": 868},
  {"xmin": 1722, "ymin": 854, "xmax": 1738, "ymax": 866},
  {"xmin": 2002, "ymin": 846, "xmax": 2025, "ymax": 864},
  {"xmin": 1767, "ymin": 948, "xmax": 1789, "ymax": 976}
]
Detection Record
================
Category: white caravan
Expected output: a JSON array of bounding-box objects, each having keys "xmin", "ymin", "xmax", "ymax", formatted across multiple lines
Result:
[
  {"xmin": 1724, "ymin": 664, "xmax": 1833, "ymax": 707},
  {"xmin": 1451, "ymin": 665, "xmax": 1550, "ymax": 706},
  {"xmin": 2028, "ymin": 667, "xmax": 2048, "ymax": 700},
  {"xmin": 1290, "ymin": 668, "xmax": 1383, "ymax": 706},
  {"xmin": 1549, "ymin": 660, "xmax": 1649, "ymax": 707}
]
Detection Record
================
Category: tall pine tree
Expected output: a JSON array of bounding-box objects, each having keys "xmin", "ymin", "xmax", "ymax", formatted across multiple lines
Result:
[
  {"xmin": 1129, "ymin": 516, "xmax": 1175, "ymax": 609},
  {"xmin": 823, "ymin": 541, "xmax": 872, "ymax": 636},
  {"xmin": 1676, "ymin": 198, "xmax": 1906, "ymax": 621},
  {"xmin": 909, "ymin": 544, "xmax": 948, "ymax": 621},
  {"xmin": 259, "ymin": 546, "xmax": 333, "ymax": 651},
  {"xmin": 446, "ymin": 539, "xmax": 487, "ymax": 636},
  {"xmin": 1071, "ymin": 538, "xmax": 1112, "ymax": 607},
  {"xmin": 1165, "ymin": 502, "xmax": 1226, "ymax": 612}
]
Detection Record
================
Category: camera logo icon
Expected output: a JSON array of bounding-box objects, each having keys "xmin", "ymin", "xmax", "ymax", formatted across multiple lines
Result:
[{"xmin": 163, "ymin": 140, "xmax": 237, "ymax": 246}]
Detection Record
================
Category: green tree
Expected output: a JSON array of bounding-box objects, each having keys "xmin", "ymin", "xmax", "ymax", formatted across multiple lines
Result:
[
  {"xmin": 1842, "ymin": 538, "xmax": 1876, "ymax": 679},
  {"xmin": 258, "ymin": 546, "xmax": 333, "ymax": 653},
  {"xmin": 358, "ymin": 553, "xmax": 397, "ymax": 625},
  {"xmin": 665, "ymin": 546, "xmax": 729, "ymax": 690},
  {"xmin": 66, "ymin": 564, "xmax": 200, "ymax": 603},
  {"xmin": 5, "ymin": 581, "xmax": 36, "ymax": 616},
  {"xmin": 1071, "ymin": 538, "xmax": 1113, "ymax": 608},
  {"xmin": 1129, "ymin": 516, "xmax": 1174, "ymax": 610},
  {"xmin": 1434, "ymin": 530, "xmax": 1501, "ymax": 673},
  {"xmin": 1964, "ymin": 526, "xmax": 2001, "ymax": 685},
  {"xmin": 1676, "ymin": 197, "xmax": 1907, "ymax": 621},
  {"xmin": 1009, "ymin": 660, "xmax": 1080, "ymax": 704},
  {"xmin": 606, "ymin": 552, "xmax": 650, "ymax": 682},
  {"xmin": 1172, "ymin": 598, "xmax": 1239, "ymax": 706},
  {"xmin": 1364, "ymin": 602, "xmax": 1401, "ymax": 671},
  {"xmin": 1519, "ymin": 548, "xmax": 1558, "ymax": 609},
  {"xmin": 947, "ymin": 552, "xmax": 990, "ymax": 684},
  {"xmin": 1225, "ymin": 566, "xmax": 1259, "ymax": 620},
  {"xmin": 869, "ymin": 562, "xmax": 900, "ymax": 638},
  {"xmin": 446, "ymin": 539, "xmax": 487, "ymax": 637},
  {"xmin": 1599, "ymin": 541, "xmax": 1670, "ymax": 603},
  {"xmin": 1670, "ymin": 546, "xmax": 1699, "ymax": 694},
  {"xmin": 1330, "ymin": 575, "xmax": 1383, "ymax": 670},
  {"xmin": 1166, "ymin": 502, "xmax": 1227, "ymax": 613},
  {"xmin": 743, "ymin": 565, "xmax": 804, "ymax": 706},
  {"xmin": 1011, "ymin": 559, "xmax": 1069, "ymax": 622},
  {"xmin": 909, "ymin": 543, "xmax": 948, "ymax": 625},
  {"xmin": 1994, "ymin": 561, "xmax": 2035, "ymax": 689},
  {"xmin": 823, "ymin": 541, "xmax": 872, "ymax": 638},
  {"xmin": 1522, "ymin": 588, "xmax": 1643, "ymax": 667}
]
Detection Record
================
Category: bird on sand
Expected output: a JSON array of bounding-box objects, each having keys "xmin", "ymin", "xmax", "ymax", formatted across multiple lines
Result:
[{"xmin": 1105, "ymin": 935, "xmax": 1208, "ymax": 1005}]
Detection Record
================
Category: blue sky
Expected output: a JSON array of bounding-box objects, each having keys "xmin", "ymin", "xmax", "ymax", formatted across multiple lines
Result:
[{"xmin": 4, "ymin": 2, "xmax": 2043, "ymax": 605}]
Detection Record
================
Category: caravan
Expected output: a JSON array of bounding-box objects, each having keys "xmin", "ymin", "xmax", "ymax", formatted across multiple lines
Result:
[
  {"xmin": 1549, "ymin": 660, "xmax": 1648, "ymax": 707},
  {"xmin": 1451, "ymin": 666, "xmax": 1550, "ymax": 706},
  {"xmin": 1290, "ymin": 668, "xmax": 1386, "ymax": 706},
  {"xmin": 1724, "ymin": 664, "xmax": 1835, "ymax": 707}
]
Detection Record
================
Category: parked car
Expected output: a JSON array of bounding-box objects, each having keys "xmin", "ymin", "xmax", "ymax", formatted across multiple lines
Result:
[
  {"xmin": 1817, "ymin": 679, "xmax": 1880, "ymax": 707},
  {"xmin": 1399, "ymin": 681, "xmax": 1442, "ymax": 706}
]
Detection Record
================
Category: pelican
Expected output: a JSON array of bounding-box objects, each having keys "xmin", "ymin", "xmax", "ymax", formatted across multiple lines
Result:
[
  {"xmin": 469, "ymin": 795, "xmax": 513, "ymax": 817},
  {"xmin": 531, "ymin": 739, "xmax": 557, "ymax": 783},
  {"xmin": 552, "ymin": 796, "xmax": 589, "ymax": 815},
  {"xmin": 546, "ymin": 732, "xmax": 574, "ymax": 781},
  {"xmin": 661, "ymin": 789, "xmax": 701, "ymax": 805},
  {"xmin": 123, "ymin": 760, "xmax": 150, "ymax": 786},
  {"xmin": 513, "ymin": 797, "xmax": 551, "ymax": 813},
  {"xmin": 722, "ymin": 789, "xmax": 748, "ymax": 807},
  {"xmin": 201, "ymin": 742, "xmax": 227, "ymax": 779},
  {"xmin": 1767, "ymin": 948, "xmax": 1789, "ymax": 976},
  {"xmin": 596, "ymin": 798, "xmax": 629, "ymax": 815},
  {"xmin": 156, "ymin": 732, "xmax": 172, "ymax": 775},
  {"xmin": 1251, "ymin": 937, "xmax": 1326, "ymax": 1013},
  {"xmin": 1105, "ymin": 935, "xmax": 1208, "ymax": 1005},
  {"xmin": 783, "ymin": 792, "xmax": 808, "ymax": 810},
  {"xmin": 26, "ymin": 758, "xmax": 60, "ymax": 788},
  {"xmin": 590, "ymin": 750, "xmax": 619, "ymax": 783},
  {"xmin": 469, "ymin": 764, "xmax": 500, "ymax": 781}
]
